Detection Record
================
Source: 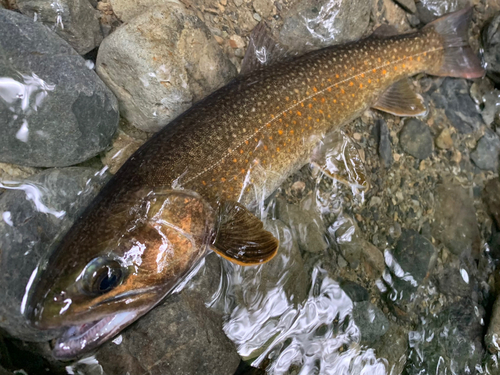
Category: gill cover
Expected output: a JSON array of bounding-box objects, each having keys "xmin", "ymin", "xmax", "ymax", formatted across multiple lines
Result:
[{"xmin": 27, "ymin": 188, "xmax": 214, "ymax": 330}]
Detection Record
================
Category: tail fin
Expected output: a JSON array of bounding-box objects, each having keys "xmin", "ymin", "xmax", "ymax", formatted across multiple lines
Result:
[{"xmin": 424, "ymin": 7, "xmax": 484, "ymax": 79}]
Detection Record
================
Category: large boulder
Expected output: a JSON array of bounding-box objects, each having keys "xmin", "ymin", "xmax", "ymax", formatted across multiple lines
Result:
[{"xmin": 0, "ymin": 10, "xmax": 119, "ymax": 167}]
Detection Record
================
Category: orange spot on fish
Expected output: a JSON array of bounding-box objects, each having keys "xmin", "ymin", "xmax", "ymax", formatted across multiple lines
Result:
[
  {"xmin": 278, "ymin": 130, "xmax": 284, "ymax": 135},
  {"xmin": 333, "ymin": 99, "xmax": 337, "ymax": 103},
  {"xmin": 351, "ymin": 94, "xmax": 355, "ymax": 97},
  {"xmin": 349, "ymin": 82, "xmax": 354, "ymax": 86},
  {"xmin": 308, "ymin": 103, "xmax": 313, "ymax": 109},
  {"xmin": 394, "ymin": 66, "xmax": 398, "ymax": 71},
  {"xmin": 254, "ymin": 138, "xmax": 258, "ymax": 142},
  {"xmin": 233, "ymin": 158, "xmax": 237, "ymax": 163},
  {"xmin": 297, "ymin": 111, "xmax": 302, "ymax": 116},
  {"xmin": 409, "ymin": 56, "xmax": 413, "ymax": 61},
  {"xmin": 328, "ymin": 87, "xmax": 332, "ymax": 92},
  {"xmin": 361, "ymin": 73, "xmax": 365, "ymax": 78},
  {"xmin": 245, "ymin": 140, "xmax": 249, "ymax": 145},
  {"xmin": 271, "ymin": 114, "xmax": 275, "ymax": 119},
  {"xmin": 313, "ymin": 87, "xmax": 318, "ymax": 92},
  {"xmin": 202, "ymin": 180, "xmax": 207, "ymax": 185},
  {"xmin": 290, "ymin": 130, "xmax": 294, "ymax": 134},
  {"xmin": 368, "ymin": 79, "xmax": 372, "ymax": 83},
  {"xmin": 301, "ymin": 102, "xmax": 305, "ymax": 107},
  {"xmin": 269, "ymin": 136, "xmax": 273, "ymax": 140},
  {"xmin": 276, "ymin": 147, "xmax": 280, "ymax": 152},
  {"xmin": 382, "ymin": 69, "xmax": 387, "ymax": 74},
  {"xmin": 240, "ymin": 149, "xmax": 244, "ymax": 154},
  {"xmin": 316, "ymin": 118, "xmax": 320, "ymax": 122},
  {"xmin": 372, "ymin": 69, "xmax": 377, "ymax": 73},
  {"xmin": 341, "ymin": 89, "xmax": 345, "ymax": 94},
  {"xmin": 319, "ymin": 109, "xmax": 324, "ymax": 114},
  {"xmin": 221, "ymin": 177, "xmax": 226, "ymax": 182},
  {"xmin": 359, "ymin": 83, "xmax": 363, "ymax": 88},
  {"xmin": 279, "ymin": 118, "xmax": 282, "ymax": 122},
  {"xmin": 241, "ymin": 169, "xmax": 245, "ymax": 174},
  {"xmin": 264, "ymin": 145, "xmax": 268, "ymax": 151},
  {"xmin": 423, "ymin": 52, "xmax": 427, "ymax": 56},
  {"xmin": 335, "ymin": 74, "xmax": 340, "ymax": 78},
  {"xmin": 402, "ymin": 64, "xmax": 406, "ymax": 68},
  {"xmin": 321, "ymin": 97, "xmax": 326, "ymax": 103},
  {"xmin": 285, "ymin": 96, "xmax": 289, "ymax": 101},
  {"xmin": 417, "ymin": 57, "xmax": 421, "ymax": 61}
]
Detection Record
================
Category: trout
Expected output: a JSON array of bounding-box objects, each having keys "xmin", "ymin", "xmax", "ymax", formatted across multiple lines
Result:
[{"xmin": 25, "ymin": 8, "xmax": 483, "ymax": 359}]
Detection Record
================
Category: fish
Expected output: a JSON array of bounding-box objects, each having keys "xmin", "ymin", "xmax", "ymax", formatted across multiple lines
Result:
[{"xmin": 24, "ymin": 7, "xmax": 484, "ymax": 360}]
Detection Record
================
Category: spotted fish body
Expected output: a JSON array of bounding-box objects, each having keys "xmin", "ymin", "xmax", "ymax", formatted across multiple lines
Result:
[{"xmin": 26, "ymin": 8, "xmax": 484, "ymax": 360}]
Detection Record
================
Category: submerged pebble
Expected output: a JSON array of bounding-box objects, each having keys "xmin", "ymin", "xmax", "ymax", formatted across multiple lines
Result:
[
  {"xmin": 399, "ymin": 119, "xmax": 433, "ymax": 160},
  {"xmin": 352, "ymin": 301, "xmax": 389, "ymax": 345},
  {"xmin": 0, "ymin": 10, "xmax": 119, "ymax": 168},
  {"xmin": 470, "ymin": 129, "xmax": 500, "ymax": 171},
  {"xmin": 0, "ymin": 167, "xmax": 109, "ymax": 341},
  {"xmin": 96, "ymin": 3, "xmax": 237, "ymax": 132},
  {"xmin": 17, "ymin": 0, "xmax": 103, "ymax": 55}
]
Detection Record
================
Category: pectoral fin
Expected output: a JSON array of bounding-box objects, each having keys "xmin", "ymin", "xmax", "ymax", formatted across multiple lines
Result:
[
  {"xmin": 211, "ymin": 200, "xmax": 279, "ymax": 266},
  {"xmin": 372, "ymin": 79, "xmax": 426, "ymax": 116}
]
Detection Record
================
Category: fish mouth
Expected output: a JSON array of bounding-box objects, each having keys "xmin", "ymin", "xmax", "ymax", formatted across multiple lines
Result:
[{"xmin": 52, "ymin": 311, "xmax": 137, "ymax": 360}]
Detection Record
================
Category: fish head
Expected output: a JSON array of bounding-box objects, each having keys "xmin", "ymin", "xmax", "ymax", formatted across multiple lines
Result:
[{"xmin": 25, "ymin": 188, "xmax": 214, "ymax": 359}]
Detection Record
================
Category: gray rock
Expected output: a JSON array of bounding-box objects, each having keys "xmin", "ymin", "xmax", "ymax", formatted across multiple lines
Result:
[
  {"xmin": 0, "ymin": 167, "xmax": 109, "ymax": 341},
  {"xmin": 434, "ymin": 267, "xmax": 471, "ymax": 298},
  {"xmin": 432, "ymin": 183, "xmax": 480, "ymax": 257},
  {"xmin": 352, "ymin": 301, "xmax": 389, "ymax": 345},
  {"xmin": 17, "ymin": 0, "xmax": 103, "ymax": 55},
  {"xmin": 279, "ymin": 0, "xmax": 371, "ymax": 54},
  {"xmin": 339, "ymin": 280, "xmax": 369, "ymax": 302},
  {"xmin": 377, "ymin": 119, "xmax": 393, "ymax": 168},
  {"xmin": 471, "ymin": 130, "xmax": 500, "ymax": 171},
  {"xmin": 0, "ymin": 10, "xmax": 119, "ymax": 168},
  {"xmin": 96, "ymin": 4, "xmax": 237, "ymax": 132},
  {"xmin": 95, "ymin": 253, "xmax": 241, "ymax": 375},
  {"xmin": 415, "ymin": 0, "xmax": 469, "ymax": 24},
  {"xmin": 483, "ymin": 13, "xmax": 500, "ymax": 84},
  {"xmin": 393, "ymin": 230, "xmax": 435, "ymax": 285},
  {"xmin": 399, "ymin": 119, "xmax": 433, "ymax": 159},
  {"xmin": 430, "ymin": 78, "xmax": 483, "ymax": 134}
]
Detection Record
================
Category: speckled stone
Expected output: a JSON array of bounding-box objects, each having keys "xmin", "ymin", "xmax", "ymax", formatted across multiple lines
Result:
[
  {"xmin": 399, "ymin": 119, "xmax": 433, "ymax": 159},
  {"xmin": 96, "ymin": 4, "xmax": 237, "ymax": 132}
]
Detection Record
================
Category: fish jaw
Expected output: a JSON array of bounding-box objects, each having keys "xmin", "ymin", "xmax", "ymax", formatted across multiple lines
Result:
[{"xmin": 52, "ymin": 311, "xmax": 139, "ymax": 360}]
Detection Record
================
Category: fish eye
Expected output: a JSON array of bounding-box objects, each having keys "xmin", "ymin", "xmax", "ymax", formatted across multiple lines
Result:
[{"xmin": 81, "ymin": 257, "xmax": 124, "ymax": 296}]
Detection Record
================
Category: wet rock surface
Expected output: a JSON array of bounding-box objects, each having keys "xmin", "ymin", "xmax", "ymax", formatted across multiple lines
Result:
[
  {"xmin": 0, "ymin": 10, "xmax": 119, "ymax": 168},
  {"xmin": 484, "ymin": 13, "xmax": 500, "ymax": 84},
  {"xmin": 0, "ymin": 168, "xmax": 109, "ymax": 342},
  {"xmin": 17, "ymin": 0, "xmax": 103, "ymax": 55},
  {"xmin": 96, "ymin": 3, "xmax": 237, "ymax": 132},
  {"xmin": 352, "ymin": 301, "xmax": 389, "ymax": 345},
  {"xmin": 279, "ymin": 0, "xmax": 371, "ymax": 52}
]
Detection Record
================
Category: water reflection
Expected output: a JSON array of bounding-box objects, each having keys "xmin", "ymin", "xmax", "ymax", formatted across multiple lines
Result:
[{"xmin": 0, "ymin": 72, "xmax": 56, "ymax": 144}]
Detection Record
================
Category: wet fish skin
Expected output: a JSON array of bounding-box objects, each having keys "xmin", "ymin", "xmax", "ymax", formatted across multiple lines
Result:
[{"xmin": 25, "ymin": 8, "xmax": 483, "ymax": 359}]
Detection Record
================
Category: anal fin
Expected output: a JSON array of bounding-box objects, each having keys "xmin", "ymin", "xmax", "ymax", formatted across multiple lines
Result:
[
  {"xmin": 372, "ymin": 79, "xmax": 426, "ymax": 116},
  {"xmin": 211, "ymin": 200, "xmax": 279, "ymax": 266}
]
